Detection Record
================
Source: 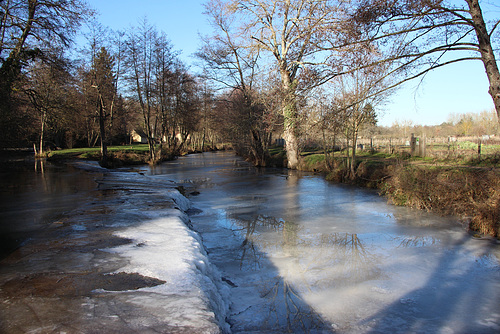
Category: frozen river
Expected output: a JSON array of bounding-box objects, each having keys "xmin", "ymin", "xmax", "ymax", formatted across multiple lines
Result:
[
  {"xmin": 151, "ymin": 152, "xmax": 500, "ymax": 333},
  {"xmin": 1, "ymin": 151, "xmax": 499, "ymax": 333}
]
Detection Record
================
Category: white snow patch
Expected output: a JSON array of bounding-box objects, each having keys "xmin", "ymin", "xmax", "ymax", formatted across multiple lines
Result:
[{"xmin": 108, "ymin": 199, "xmax": 230, "ymax": 332}]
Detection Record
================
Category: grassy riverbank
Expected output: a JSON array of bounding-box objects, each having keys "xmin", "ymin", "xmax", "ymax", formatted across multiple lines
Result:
[
  {"xmin": 45, "ymin": 144, "xmax": 231, "ymax": 166},
  {"xmin": 46, "ymin": 144, "xmax": 149, "ymax": 166},
  {"xmin": 295, "ymin": 149, "xmax": 500, "ymax": 238},
  {"xmin": 45, "ymin": 145, "xmax": 151, "ymax": 166}
]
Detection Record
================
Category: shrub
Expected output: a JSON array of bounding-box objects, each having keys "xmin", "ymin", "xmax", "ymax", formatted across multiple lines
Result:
[
  {"xmin": 355, "ymin": 161, "xmax": 389, "ymax": 187},
  {"xmin": 382, "ymin": 165, "xmax": 500, "ymax": 237}
]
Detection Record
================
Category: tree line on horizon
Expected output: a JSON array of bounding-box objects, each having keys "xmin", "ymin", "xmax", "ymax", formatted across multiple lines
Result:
[{"xmin": 1, "ymin": 0, "xmax": 499, "ymax": 170}]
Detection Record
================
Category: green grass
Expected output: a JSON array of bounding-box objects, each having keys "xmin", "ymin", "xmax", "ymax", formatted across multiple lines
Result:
[
  {"xmin": 483, "ymin": 144, "xmax": 500, "ymax": 154},
  {"xmin": 46, "ymin": 144, "xmax": 150, "ymax": 162},
  {"xmin": 48, "ymin": 144, "xmax": 149, "ymax": 157},
  {"xmin": 458, "ymin": 141, "xmax": 478, "ymax": 150},
  {"xmin": 297, "ymin": 144, "xmax": 499, "ymax": 171},
  {"xmin": 303, "ymin": 153, "xmax": 325, "ymax": 165}
]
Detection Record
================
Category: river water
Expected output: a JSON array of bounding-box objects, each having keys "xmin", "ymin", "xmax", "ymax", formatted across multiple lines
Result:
[
  {"xmin": 1, "ymin": 151, "xmax": 499, "ymax": 333},
  {"xmin": 151, "ymin": 152, "xmax": 500, "ymax": 333},
  {"xmin": 0, "ymin": 156, "xmax": 100, "ymax": 258}
]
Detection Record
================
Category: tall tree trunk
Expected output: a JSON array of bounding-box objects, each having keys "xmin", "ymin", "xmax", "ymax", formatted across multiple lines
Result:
[
  {"xmin": 39, "ymin": 108, "xmax": 46, "ymax": 157},
  {"xmin": 201, "ymin": 128, "xmax": 206, "ymax": 151},
  {"xmin": 142, "ymin": 103, "xmax": 157, "ymax": 162},
  {"xmin": 345, "ymin": 136, "xmax": 350, "ymax": 173},
  {"xmin": 281, "ymin": 71, "xmax": 300, "ymax": 169},
  {"xmin": 322, "ymin": 127, "xmax": 328, "ymax": 168},
  {"xmin": 283, "ymin": 120, "xmax": 300, "ymax": 169},
  {"xmin": 98, "ymin": 97, "xmax": 108, "ymax": 167},
  {"xmin": 147, "ymin": 137, "xmax": 156, "ymax": 161},
  {"xmin": 467, "ymin": 0, "xmax": 500, "ymax": 122},
  {"xmin": 332, "ymin": 132, "xmax": 336, "ymax": 161},
  {"xmin": 249, "ymin": 129, "xmax": 268, "ymax": 166},
  {"xmin": 351, "ymin": 129, "xmax": 358, "ymax": 179}
]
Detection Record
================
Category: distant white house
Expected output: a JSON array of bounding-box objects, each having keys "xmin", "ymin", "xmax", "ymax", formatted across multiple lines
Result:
[
  {"xmin": 131, "ymin": 130, "xmax": 148, "ymax": 144},
  {"xmin": 131, "ymin": 130, "xmax": 192, "ymax": 145}
]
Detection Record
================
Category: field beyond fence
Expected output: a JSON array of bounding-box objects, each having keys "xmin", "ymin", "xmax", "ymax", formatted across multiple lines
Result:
[{"xmin": 355, "ymin": 135, "xmax": 500, "ymax": 161}]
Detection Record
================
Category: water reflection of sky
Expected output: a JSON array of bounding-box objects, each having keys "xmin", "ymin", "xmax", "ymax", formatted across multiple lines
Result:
[{"xmin": 170, "ymin": 152, "xmax": 500, "ymax": 333}]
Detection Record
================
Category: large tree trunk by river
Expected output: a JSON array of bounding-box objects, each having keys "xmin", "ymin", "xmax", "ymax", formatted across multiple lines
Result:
[
  {"xmin": 467, "ymin": 0, "xmax": 500, "ymax": 122},
  {"xmin": 98, "ymin": 96, "xmax": 108, "ymax": 167},
  {"xmin": 283, "ymin": 123, "xmax": 300, "ymax": 169},
  {"xmin": 281, "ymin": 70, "xmax": 300, "ymax": 169}
]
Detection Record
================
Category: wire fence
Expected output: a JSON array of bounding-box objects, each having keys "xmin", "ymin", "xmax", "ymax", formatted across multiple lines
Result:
[{"xmin": 355, "ymin": 135, "xmax": 500, "ymax": 158}]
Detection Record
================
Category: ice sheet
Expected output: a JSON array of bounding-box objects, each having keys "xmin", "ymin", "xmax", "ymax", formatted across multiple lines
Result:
[{"xmin": 107, "ymin": 194, "xmax": 231, "ymax": 333}]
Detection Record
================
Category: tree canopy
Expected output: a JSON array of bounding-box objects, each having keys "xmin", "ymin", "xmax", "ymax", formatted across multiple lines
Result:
[{"xmin": 350, "ymin": 0, "xmax": 500, "ymax": 119}]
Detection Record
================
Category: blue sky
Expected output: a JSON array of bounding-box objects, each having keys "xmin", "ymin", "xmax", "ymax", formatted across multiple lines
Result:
[
  {"xmin": 85, "ymin": 0, "xmax": 209, "ymax": 60},
  {"xmin": 84, "ymin": 0, "xmax": 496, "ymax": 127}
]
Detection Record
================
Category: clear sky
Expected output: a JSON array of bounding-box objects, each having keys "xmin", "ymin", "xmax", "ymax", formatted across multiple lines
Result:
[{"xmin": 83, "ymin": 0, "xmax": 497, "ymax": 127}]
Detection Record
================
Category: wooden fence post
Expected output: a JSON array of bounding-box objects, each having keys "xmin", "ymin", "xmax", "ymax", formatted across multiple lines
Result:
[
  {"xmin": 419, "ymin": 134, "xmax": 426, "ymax": 157},
  {"xmin": 478, "ymin": 138, "xmax": 482, "ymax": 158},
  {"xmin": 411, "ymin": 133, "xmax": 416, "ymax": 156}
]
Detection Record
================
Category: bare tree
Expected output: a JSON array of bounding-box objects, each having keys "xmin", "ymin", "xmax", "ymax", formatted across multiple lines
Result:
[
  {"xmin": 90, "ymin": 47, "xmax": 116, "ymax": 166},
  {"xmin": 199, "ymin": 0, "xmax": 274, "ymax": 165},
  {"xmin": 79, "ymin": 21, "xmax": 122, "ymax": 166},
  {"xmin": 0, "ymin": 0, "xmax": 88, "ymax": 146},
  {"xmin": 0, "ymin": 0, "xmax": 87, "ymax": 82},
  {"xmin": 24, "ymin": 53, "xmax": 72, "ymax": 155},
  {"xmin": 125, "ymin": 20, "xmax": 201, "ymax": 162},
  {"xmin": 335, "ymin": 51, "xmax": 392, "ymax": 178},
  {"xmin": 159, "ymin": 61, "xmax": 200, "ymax": 156},
  {"xmin": 125, "ymin": 20, "xmax": 175, "ymax": 162},
  {"xmin": 198, "ymin": 0, "xmax": 259, "ymax": 93},
  {"xmin": 351, "ymin": 0, "xmax": 500, "ymax": 122},
  {"xmin": 208, "ymin": 0, "xmax": 354, "ymax": 169},
  {"xmin": 195, "ymin": 77, "xmax": 217, "ymax": 151},
  {"xmin": 153, "ymin": 33, "xmax": 177, "ymax": 155}
]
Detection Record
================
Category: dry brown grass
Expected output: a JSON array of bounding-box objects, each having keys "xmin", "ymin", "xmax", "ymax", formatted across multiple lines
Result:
[{"xmin": 382, "ymin": 165, "xmax": 500, "ymax": 237}]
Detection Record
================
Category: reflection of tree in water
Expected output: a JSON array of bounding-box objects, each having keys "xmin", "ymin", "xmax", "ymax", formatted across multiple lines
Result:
[
  {"xmin": 395, "ymin": 236, "xmax": 437, "ymax": 248},
  {"xmin": 236, "ymin": 215, "xmax": 288, "ymax": 270},
  {"xmin": 231, "ymin": 211, "xmax": 380, "ymax": 286},
  {"xmin": 258, "ymin": 277, "xmax": 330, "ymax": 332},
  {"xmin": 227, "ymin": 213, "xmax": 304, "ymax": 269},
  {"xmin": 228, "ymin": 214, "xmax": 331, "ymax": 331},
  {"xmin": 253, "ymin": 216, "xmax": 378, "ymax": 287},
  {"xmin": 238, "ymin": 216, "xmax": 262, "ymax": 270},
  {"xmin": 227, "ymin": 212, "xmax": 384, "ymax": 331},
  {"xmin": 282, "ymin": 219, "xmax": 300, "ymax": 248},
  {"xmin": 302, "ymin": 233, "xmax": 381, "ymax": 288}
]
